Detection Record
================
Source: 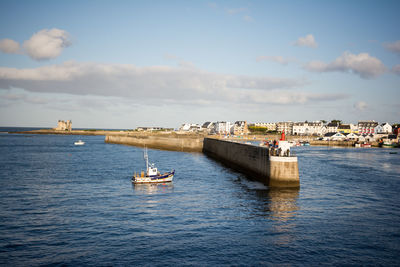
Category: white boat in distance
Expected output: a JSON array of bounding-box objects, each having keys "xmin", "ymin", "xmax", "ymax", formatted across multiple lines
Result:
[
  {"xmin": 74, "ymin": 140, "xmax": 85, "ymax": 145},
  {"xmin": 132, "ymin": 147, "xmax": 175, "ymax": 184}
]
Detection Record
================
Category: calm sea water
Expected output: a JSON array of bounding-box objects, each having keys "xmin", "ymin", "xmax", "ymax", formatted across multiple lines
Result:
[{"xmin": 1, "ymin": 130, "xmax": 400, "ymax": 266}]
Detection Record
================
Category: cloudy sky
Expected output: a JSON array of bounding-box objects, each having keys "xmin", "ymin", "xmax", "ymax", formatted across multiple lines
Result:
[{"xmin": 0, "ymin": 0, "xmax": 399, "ymax": 128}]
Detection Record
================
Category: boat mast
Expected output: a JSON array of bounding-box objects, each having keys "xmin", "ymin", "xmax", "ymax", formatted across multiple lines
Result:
[{"xmin": 144, "ymin": 146, "xmax": 149, "ymax": 172}]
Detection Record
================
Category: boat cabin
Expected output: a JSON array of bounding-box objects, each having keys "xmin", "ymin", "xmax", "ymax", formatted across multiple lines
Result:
[{"xmin": 147, "ymin": 163, "xmax": 158, "ymax": 176}]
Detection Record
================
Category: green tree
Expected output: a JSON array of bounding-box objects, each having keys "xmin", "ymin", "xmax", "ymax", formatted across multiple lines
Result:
[{"xmin": 248, "ymin": 126, "xmax": 268, "ymax": 133}]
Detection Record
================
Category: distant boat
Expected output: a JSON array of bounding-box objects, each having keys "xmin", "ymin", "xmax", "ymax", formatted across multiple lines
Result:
[
  {"xmin": 74, "ymin": 140, "xmax": 85, "ymax": 145},
  {"xmin": 132, "ymin": 147, "xmax": 174, "ymax": 184},
  {"xmin": 355, "ymin": 142, "xmax": 372, "ymax": 148},
  {"xmin": 382, "ymin": 141, "xmax": 399, "ymax": 148}
]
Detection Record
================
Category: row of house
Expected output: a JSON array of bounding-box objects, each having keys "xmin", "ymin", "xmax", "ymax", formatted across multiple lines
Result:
[
  {"xmin": 179, "ymin": 121, "xmax": 249, "ymax": 135},
  {"xmin": 322, "ymin": 132, "xmax": 398, "ymax": 143},
  {"xmin": 251, "ymin": 120, "xmax": 394, "ymax": 136},
  {"xmin": 140, "ymin": 120, "xmax": 396, "ymax": 137},
  {"xmin": 136, "ymin": 126, "xmax": 174, "ymax": 132}
]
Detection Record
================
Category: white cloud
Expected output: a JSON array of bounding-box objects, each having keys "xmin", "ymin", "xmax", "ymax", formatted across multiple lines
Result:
[
  {"xmin": 0, "ymin": 61, "xmax": 304, "ymax": 94},
  {"xmin": 294, "ymin": 34, "xmax": 318, "ymax": 48},
  {"xmin": 226, "ymin": 7, "xmax": 247, "ymax": 14},
  {"xmin": 0, "ymin": 61, "xmax": 348, "ymax": 106},
  {"xmin": 257, "ymin": 56, "xmax": 296, "ymax": 65},
  {"xmin": 392, "ymin": 64, "xmax": 400, "ymax": 75},
  {"xmin": 22, "ymin": 28, "xmax": 71, "ymax": 60},
  {"xmin": 304, "ymin": 51, "xmax": 386, "ymax": 79},
  {"xmin": 243, "ymin": 15, "xmax": 254, "ymax": 22},
  {"xmin": 227, "ymin": 89, "xmax": 347, "ymax": 105},
  {"xmin": 383, "ymin": 40, "xmax": 400, "ymax": 55},
  {"xmin": 0, "ymin": 39, "xmax": 20, "ymax": 54},
  {"xmin": 354, "ymin": 101, "xmax": 368, "ymax": 111}
]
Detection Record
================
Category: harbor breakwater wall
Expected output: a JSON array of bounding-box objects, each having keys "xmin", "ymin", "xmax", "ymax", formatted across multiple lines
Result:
[
  {"xmin": 105, "ymin": 135, "xmax": 204, "ymax": 152},
  {"xmin": 105, "ymin": 135, "xmax": 300, "ymax": 187},
  {"xmin": 203, "ymin": 138, "xmax": 300, "ymax": 188}
]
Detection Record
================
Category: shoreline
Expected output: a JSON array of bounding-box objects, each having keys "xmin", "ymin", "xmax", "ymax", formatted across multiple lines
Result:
[
  {"xmin": 9, "ymin": 129, "xmax": 385, "ymax": 150},
  {"xmin": 10, "ymin": 129, "xmax": 130, "ymax": 136}
]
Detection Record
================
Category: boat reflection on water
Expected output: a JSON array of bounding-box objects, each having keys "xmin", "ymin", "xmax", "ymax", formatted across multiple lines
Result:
[{"xmin": 132, "ymin": 182, "xmax": 174, "ymax": 194}]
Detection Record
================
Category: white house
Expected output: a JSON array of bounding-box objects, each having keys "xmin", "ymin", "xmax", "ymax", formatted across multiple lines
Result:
[
  {"xmin": 293, "ymin": 121, "xmax": 325, "ymax": 136},
  {"xmin": 365, "ymin": 134, "xmax": 376, "ymax": 142},
  {"xmin": 276, "ymin": 121, "xmax": 294, "ymax": 134},
  {"xmin": 231, "ymin": 121, "xmax": 248, "ymax": 135},
  {"xmin": 358, "ymin": 135, "xmax": 366, "ymax": 142},
  {"xmin": 214, "ymin": 121, "xmax": 232, "ymax": 135},
  {"xmin": 201, "ymin": 122, "xmax": 214, "ymax": 133},
  {"xmin": 374, "ymin": 124, "xmax": 383, "ymax": 134},
  {"xmin": 382, "ymin": 123, "xmax": 392, "ymax": 133},
  {"xmin": 323, "ymin": 132, "xmax": 336, "ymax": 141},
  {"xmin": 179, "ymin": 123, "xmax": 200, "ymax": 131},
  {"xmin": 331, "ymin": 132, "xmax": 346, "ymax": 141},
  {"xmin": 345, "ymin": 133, "xmax": 359, "ymax": 141},
  {"xmin": 326, "ymin": 122, "xmax": 340, "ymax": 133}
]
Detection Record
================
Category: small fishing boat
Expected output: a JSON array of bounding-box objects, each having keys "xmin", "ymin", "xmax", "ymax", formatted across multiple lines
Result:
[
  {"xmin": 132, "ymin": 147, "xmax": 174, "ymax": 184},
  {"xmin": 74, "ymin": 140, "xmax": 85, "ymax": 145},
  {"xmin": 382, "ymin": 141, "xmax": 399, "ymax": 148},
  {"xmin": 361, "ymin": 143, "xmax": 372, "ymax": 148}
]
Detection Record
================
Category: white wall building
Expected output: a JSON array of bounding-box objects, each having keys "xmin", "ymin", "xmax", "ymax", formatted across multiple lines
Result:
[
  {"xmin": 382, "ymin": 122, "xmax": 393, "ymax": 134},
  {"xmin": 358, "ymin": 120, "xmax": 378, "ymax": 135},
  {"xmin": 179, "ymin": 123, "xmax": 200, "ymax": 131},
  {"xmin": 292, "ymin": 121, "xmax": 325, "ymax": 136},
  {"xmin": 214, "ymin": 121, "xmax": 232, "ymax": 135},
  {"xmin": 201, "ymin": 122, "xmax": 214, "ymax": 133},
  {"xmin": 276, "ymin": 121, "xmax": 294, "ymax": 134},
  {"xmin": 345, "ymin": 133, "xmax": 359, "ymax": 141},
  {"xmin": 326, "ymin": 122, "xmax": 340, "ymax": 133},
  {"xmin": 231, "ymin": 121, "xmax": 248, "ymax": 135},
  {"xmin": 331, "ymin": 132, "xmax": 346, "ymax": 141}
]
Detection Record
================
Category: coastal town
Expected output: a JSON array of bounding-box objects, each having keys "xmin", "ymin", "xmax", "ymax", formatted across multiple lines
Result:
[
  {"xmin": 51, "ymin": 119, "xmax": 399, "ymax": 148},
  {"xmin": 134, "ymin": 120, "xmax": 399, "ymax": 147}
]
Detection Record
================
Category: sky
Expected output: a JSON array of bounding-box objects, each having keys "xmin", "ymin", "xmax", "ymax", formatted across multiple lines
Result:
[{"xmin": 0, "ymin": 0, "xmax": 399, "ymax": 128}]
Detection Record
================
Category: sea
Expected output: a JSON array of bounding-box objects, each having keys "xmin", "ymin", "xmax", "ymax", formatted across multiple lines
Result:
[{"xmin": 1, "ymin": 127, "xmax": 400, "ymax": 266}]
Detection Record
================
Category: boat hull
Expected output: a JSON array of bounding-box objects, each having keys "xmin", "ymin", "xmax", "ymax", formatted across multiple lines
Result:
[{"xmin": 133, "ymin": 170, "xmax": 175, "ymax": 184}]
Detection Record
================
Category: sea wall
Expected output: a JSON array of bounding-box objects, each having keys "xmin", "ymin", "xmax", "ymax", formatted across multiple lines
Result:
[
  {"xmin": 202, "ymin": 138, "xmax": 299, "ymax": 188},
  {"xmin": 105, "ymin": 135, "xmax": 204, "ymax": 152}
]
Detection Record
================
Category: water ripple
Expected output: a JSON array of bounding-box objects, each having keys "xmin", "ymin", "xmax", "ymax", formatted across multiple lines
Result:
[{"xmin": 0, "ymin": 134, "xmax": 399, "ymax": 265}]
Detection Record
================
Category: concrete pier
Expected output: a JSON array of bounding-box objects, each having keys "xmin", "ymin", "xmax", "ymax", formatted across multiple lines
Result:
[
  {"xmin": 203, "ymin": 138, "xmax": 299, "ymax": 188},
  {"xmin": 105, "ymin": 134, "xmax": 204, "ymax": 152}
]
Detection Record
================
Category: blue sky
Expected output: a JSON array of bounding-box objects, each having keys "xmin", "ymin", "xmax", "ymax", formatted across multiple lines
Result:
[{"xmin": 0, "ymin": 0, "xmax": 399, "ymax": 128}]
